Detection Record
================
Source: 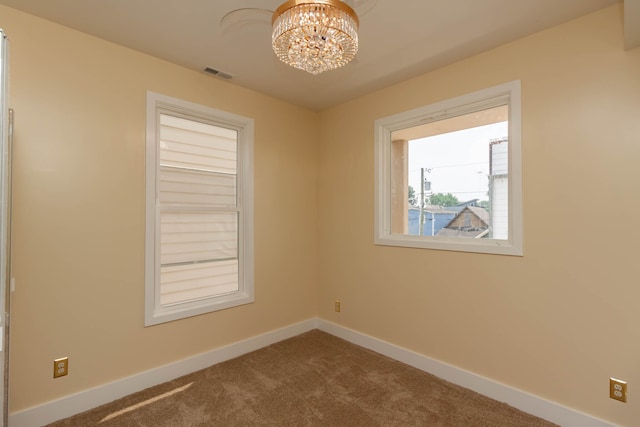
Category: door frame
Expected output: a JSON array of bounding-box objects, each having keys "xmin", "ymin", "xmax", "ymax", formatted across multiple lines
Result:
[{"xmin": 0, "ymin": 28, "xmax": 11, "ymax": 427}]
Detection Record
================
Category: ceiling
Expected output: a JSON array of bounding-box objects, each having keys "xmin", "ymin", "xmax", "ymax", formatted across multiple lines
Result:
[{"xmin": 0, "ymin": 0, "xmax": 636, "ymax": 111}]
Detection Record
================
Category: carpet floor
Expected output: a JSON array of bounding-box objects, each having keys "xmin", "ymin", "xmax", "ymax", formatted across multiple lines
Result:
[{"xmin": 47, "ymin": 330, "xmax": 558, "ymax": 426}]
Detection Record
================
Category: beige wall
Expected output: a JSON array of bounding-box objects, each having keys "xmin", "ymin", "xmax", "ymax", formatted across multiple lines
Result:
[
  {"xmin": 0, "ymin": 5, "xmax": 319, "ymax": 412},
  {"xmin": 318, "ymin": 4, "xmax": 640, "ymax": 426},
  {"xmin": 2, "ymin": 2, "xmax": 640, "ymax": 426}
]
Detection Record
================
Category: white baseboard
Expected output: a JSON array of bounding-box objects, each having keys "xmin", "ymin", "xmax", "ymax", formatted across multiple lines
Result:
[
  {"xmin": 316, "ymin": 319, "xmax": 616, "ymax": 427},
  {"xmin": 9, "ymin": 318, "xmax": 617, "ymax": 427},
  {"xmin": 8, "ymin": 318, "xmax": 318, "ymax": 427}
]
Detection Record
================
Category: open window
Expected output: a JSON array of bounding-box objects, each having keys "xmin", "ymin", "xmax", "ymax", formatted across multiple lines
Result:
[{"xmin": 374, "ymin": 81, "xmax": 522, "ymax": 256}]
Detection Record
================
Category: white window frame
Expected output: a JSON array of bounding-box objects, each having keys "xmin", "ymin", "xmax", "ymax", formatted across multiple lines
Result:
[
  {"xmin": 374, "ymin": 81, "xmax": 523, "ymax": 256},
  {"xmin": 145, "ymin": 92, "xmax": 254, "ymax": 326}
]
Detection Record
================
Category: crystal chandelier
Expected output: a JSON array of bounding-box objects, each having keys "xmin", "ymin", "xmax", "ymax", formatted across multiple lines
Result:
[{"xmin": 272, "ymin": 0, "xmax": 359, "ymax": 75}]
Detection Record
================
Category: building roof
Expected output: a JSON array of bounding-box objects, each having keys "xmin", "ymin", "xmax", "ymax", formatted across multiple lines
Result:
[
  {"xmin": 436, "ymin": 205, "xmax": 490, "ymax": 238},
  {"xmin": 447, "ymin": 199, "xmax": 480, "ymax": 213},
  {"xmin": 434, "ymin": 228, "xmax": 489, "ymax": 238},
  {"xmin": 408, "ymin": 204, "xmax": 458, "ymax": 214},
  {"xmin": 465, "ymin": 206, "xmax": 489, "ymax": 225}
]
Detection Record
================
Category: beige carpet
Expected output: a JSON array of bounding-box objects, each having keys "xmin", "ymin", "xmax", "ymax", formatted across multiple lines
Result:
[{"xmin": 47, "ymin": 330, "xmax": 558, "ymax": 426}]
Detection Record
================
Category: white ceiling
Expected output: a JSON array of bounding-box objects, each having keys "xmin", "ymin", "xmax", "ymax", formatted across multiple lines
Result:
[{"xmin": 0, "ymin": 0, "xmax": 635, "ymax": 110}]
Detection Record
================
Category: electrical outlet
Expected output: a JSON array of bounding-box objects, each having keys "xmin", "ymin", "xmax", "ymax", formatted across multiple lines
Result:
[
  {"xmin": 335, "ymin": 300, "xmax": 341, "ymax": 312},
  {"xmin": 610, "ymin": 378, "xmax": 627, "ymax": 403},
  {"xmin": 54, "ymin": 357, "xmax": 69, "ymax": 378}
]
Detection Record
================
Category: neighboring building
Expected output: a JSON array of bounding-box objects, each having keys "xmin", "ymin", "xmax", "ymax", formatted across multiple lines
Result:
[
  {"xmin": 489, "ymin": 138, "xmax": 508, "ymax": 239},
  {"xmin": 447, "ymin": 199, "xmax": 480, "ymax": 213},
  {"xmin": 408, "ymin": 205, "xmax": 457, "ymax": 236},
  {"xmin": 436, "ymin": 206, "xmax": 489, "ymax": 238}
]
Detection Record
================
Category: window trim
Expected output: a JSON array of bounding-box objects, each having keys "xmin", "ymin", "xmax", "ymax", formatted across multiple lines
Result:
[
  {"xmin": 145, "ymin": 92, "xmax": 254, "ymax": 326},
  {"xmin": 374, "ymin": 81, "xmax": 523, "ymax": 256}
]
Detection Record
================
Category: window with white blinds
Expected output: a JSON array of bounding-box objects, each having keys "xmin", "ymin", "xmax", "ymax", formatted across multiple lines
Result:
[{"xmin": 145, "ymin": 93, "xmax": 254, "ymax": 326}]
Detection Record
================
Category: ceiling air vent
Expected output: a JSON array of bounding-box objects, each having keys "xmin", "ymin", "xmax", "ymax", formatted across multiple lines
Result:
[{"xmin": 204, "ymin": 67, "xmax": 233, "ymax": 80}]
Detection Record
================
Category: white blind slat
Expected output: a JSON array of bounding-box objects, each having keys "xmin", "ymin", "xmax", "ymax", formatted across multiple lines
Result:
[
  {"xmin": 160, "ymin": 114, "xmax": 237, "ymax": 174},
  {"xmin": 160, "ymin": 211, "xmax": 237, "ymax": 265},
  {"xmin": 160, "ymin": 114, "xmax": 237, "ymax": 139},
  {"xmin": 160, "ymin": 167, "xmax": 236, "ymax": 207},
  {"xmin": 160, "ymin": 128, "xmax": 236, "ymax": 154},
  {"xmin": 160, "ymin": 146, "xmax": 236, "ymax": 174},
  {"xmin": 160, "ymin": 260, "xmax": 239, "ymax": 306}
]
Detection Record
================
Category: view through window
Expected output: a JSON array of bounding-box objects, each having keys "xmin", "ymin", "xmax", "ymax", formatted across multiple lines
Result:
[
  {"xmin": 393, "ymin": 106, "xmax": 508, "ymax": 240},
  {"xmin": 374, "ymin": 81, "xmax": 522, "ymax": 255}
]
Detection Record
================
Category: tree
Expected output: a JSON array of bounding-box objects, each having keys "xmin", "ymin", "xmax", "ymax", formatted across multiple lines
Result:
[
  {"xmin": 408, "ymin": 185, "xmax": 417, "ymax": 207},
  {"xmin": 429, "ymin": 193, "xmax": 460, "ymax": 207}
]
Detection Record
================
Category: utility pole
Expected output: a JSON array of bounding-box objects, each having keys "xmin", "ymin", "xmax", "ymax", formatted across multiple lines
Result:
[
  {"xmin": 418, "ymin": 167, "xmax": 432, "ymax": 236},
  {"xmin": 432, "ymin": 212, "xmax": 435, "ymax": 236},
  {"xmin": 419, "ymin": 168, "xmax": 425, "ymax": 236}
]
